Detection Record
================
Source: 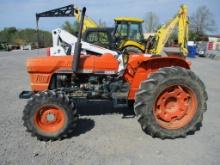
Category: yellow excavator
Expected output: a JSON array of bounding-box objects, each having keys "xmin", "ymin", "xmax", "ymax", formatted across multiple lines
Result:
[
  {"xmin": 36, "ymin": 4, "xmax": 188, "ymax": 56},
  {"xmin": 113, "ymin": 17, "xmax": 145, "ymax": 54},
  {"xmin": 146, "ymin": 4, "xmax": 189, "ymax": 56},
  {"xmin": 72, "ymin": 6, "xmax": 146, "ymax": 54},
  {"xmin": 36, "ymin": 4, "xmax": 146, "ymax": 53},
  {"xmin": 78, "ymin": 4, "xmax": 189, "ymax": 56},
  {"xmin": 72, "ymin": 7, "xmax": 98, "ymax": 32}
]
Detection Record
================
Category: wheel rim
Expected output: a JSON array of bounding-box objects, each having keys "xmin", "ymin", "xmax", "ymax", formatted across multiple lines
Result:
[
  {"xmin": 34, "ymin": 105, "xmax": 66, "ymax": 133},
  {"xmin": 153, "ymin": 85, "xmax": 197, "ymax": 129}
]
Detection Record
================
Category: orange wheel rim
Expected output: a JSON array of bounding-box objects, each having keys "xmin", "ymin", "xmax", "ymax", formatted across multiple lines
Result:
[
  {"xmin": 153, "ymin": 85, "xmax": 197, "ymax": 129},
  {"xmin": 34, "ymin": 105, "xmax": 66, "ymax": 133}
]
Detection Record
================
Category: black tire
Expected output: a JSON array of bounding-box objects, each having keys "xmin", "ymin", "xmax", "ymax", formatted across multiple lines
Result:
[
  {"xmin": 22, "ymin": 90, "xmax": 77, "ymax": 141},
  {"xmin": 134, "ymin": 66, "xmax": 208, "ymax": 139}
]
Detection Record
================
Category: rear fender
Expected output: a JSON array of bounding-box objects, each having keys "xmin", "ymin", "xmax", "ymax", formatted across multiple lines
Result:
[{"xmin": 126, "ymin": 57, "xmax": 190, "ymax": 100}]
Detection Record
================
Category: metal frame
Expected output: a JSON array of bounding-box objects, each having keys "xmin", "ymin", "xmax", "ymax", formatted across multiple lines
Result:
[
  {"xmin": 36, "ymin": 4, "xmax": 74, "ymax": 21},
  {"xmin": 36, "ymin": 4, "xmax": 75, "ymax": 48}
]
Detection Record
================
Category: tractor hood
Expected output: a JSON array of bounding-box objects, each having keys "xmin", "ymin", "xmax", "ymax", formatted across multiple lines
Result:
[
  {"xmin": 26, "ymin": 53, "xmax": 119, "ymax": 91},
  {"xmin": 26, "ymin": 53, "xmax": 119, "ymax": 74}
]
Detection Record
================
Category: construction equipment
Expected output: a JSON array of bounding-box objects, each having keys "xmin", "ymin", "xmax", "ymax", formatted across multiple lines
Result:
[
  {"xmin": 49, "ymin": 18, "xmax": 145, "ymax": 56},
  {"xmin": 83, "ymin": 27, "xmax": 115, "ymax": 50},
  {"xmin": 80, "ymin": 16, "xmax": 146, "ymax": 54},
  {"xmin": 36, "ymin": 4, "xmax": 189, "ymax": 56},
  {"xmin": 83, "ymin": 5, "xmax": 189, "ymax": 56},
  {"xmin": 20, "ymin": 7, "xmax": 207, "ymax": 141},
  {"xmin": 112, "ymin": 17, "xmax": 145, "ymax": 53},
  {"xmin": 146, "ymin": 4, "xmax": 189, "ymax": 56},
  {"xmin": 50, "ymin": 28, "xmax": 117, "ymax": 56},
  {"xmin": 36, "ymin": 4, "xmax": 98, "ymax": 33},
  {"xmin": 36, "ymin": 5, "xmax": 117, "ymax": 56},
  {"xmin": 36, "ymin": 4, "xmax": 145, "ymax": 54}
]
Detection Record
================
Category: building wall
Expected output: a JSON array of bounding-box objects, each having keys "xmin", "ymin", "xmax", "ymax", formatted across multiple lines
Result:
[
  {"xmin": 208, "ymin": 37, "xmax": 220, "ymax": 51},
  {"xmin": 208, "ymin": 37, "xmax": 220, "ymax": 42}
]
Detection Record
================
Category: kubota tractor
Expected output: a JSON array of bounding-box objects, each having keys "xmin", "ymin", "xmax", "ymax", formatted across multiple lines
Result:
[{"xmin": 20, "ymin": 7, "xmax": 207, "ymax": 141}]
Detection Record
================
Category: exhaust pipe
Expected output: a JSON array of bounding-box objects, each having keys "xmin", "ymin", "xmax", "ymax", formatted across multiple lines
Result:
[{"xmin": 73, "ymin": 7, "xmax": 86, "ymax": 73}]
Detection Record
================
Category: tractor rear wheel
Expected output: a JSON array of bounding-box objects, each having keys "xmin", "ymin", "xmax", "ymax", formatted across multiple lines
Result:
[
  {"xmin": 134, "ymin": 66, "xmax": 207, "ymax": 139},
  {"xmin": 22, "ymin": 90, "xmax": 77, "ymax": 141}
]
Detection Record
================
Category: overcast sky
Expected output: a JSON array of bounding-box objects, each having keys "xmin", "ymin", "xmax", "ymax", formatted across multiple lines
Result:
[{"xmin": 0, "ymin": 0, "xmax": 219, "ymax": 34}]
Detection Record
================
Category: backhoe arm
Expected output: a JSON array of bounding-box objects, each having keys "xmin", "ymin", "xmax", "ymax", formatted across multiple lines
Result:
[
  {"xmin": 147, "ymin": 5, "xmax": 189, "ymax": 56},
  {"xmin": 73, "ymin": 8, "xmax": 98, "ymax": 32}
]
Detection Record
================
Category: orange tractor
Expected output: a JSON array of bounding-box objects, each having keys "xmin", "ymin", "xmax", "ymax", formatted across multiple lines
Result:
[{"xmin": 20, "ymin": 8, "xmax": 207, "ymax": 140}]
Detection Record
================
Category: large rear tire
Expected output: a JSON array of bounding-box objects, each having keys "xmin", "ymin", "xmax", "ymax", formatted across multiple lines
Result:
[
  {"xmin": 134, "ymin": 66, "xmax": 208, "ymax": 139},
  {"xmin": 23, "ymin": 90, "xmax": 77, "ymax": 141}
]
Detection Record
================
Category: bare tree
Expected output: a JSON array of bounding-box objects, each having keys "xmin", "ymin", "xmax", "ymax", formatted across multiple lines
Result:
[
  {"xmin": 145, "ymin": 12, "xmax": 159, "ymax": 32},
  {"xmin": 98, "ymin": 19, "xmax": 106, "ymax": 27},
  {"xmin": 190, "ymin": 6, "xmax": 216, "ymax": 35}
]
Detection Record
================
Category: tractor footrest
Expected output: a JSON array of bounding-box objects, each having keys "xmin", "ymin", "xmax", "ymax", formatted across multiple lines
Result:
[
  {"xmin": 19, "ymin": 91, "xmax": 34, "ymax": 99},
  {"xmin": 112, "ymin": 92, "xmax": 128, "ymax": 108}
]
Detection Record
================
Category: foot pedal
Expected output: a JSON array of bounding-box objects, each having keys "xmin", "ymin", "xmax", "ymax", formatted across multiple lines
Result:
[{"xmin": 19, "ymin": 91, "xmax": 34, "ymax": 99}]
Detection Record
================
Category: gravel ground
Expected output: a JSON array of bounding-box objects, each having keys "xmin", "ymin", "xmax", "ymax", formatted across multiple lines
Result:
[{"xmin": 0, "ymin": 49, "xmax": 220, "ymax": 165}]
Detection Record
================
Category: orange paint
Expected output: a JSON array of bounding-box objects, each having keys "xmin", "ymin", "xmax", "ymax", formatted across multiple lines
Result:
[
  {"xmin": 153, "ymin": 85, "xmax": 197, "ymax": 129},
  {"xmin": 34, "ymin": 105, "xmax": 66, "ymax": 133},
  {"xmin": 123, "ymin": 55, "xmax": 190, "ymax": 99},
  {"xmin": 26, "ymin": 53, "xmax": 190, "ymax": 100}
]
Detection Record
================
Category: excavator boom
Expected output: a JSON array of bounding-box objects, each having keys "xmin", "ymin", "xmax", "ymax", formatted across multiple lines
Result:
[
  {"xmin": 73, "ymin": 7, "xmax": 98, "ymax": 32},
  {"xmin": 148, "ymin": 5, "xmax": 189, "ymax": 56}
]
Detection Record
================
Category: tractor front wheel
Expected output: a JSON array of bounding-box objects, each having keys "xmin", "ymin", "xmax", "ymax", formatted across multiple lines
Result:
[
  {"xmin": 22, "ymin": 90, "xmax": 77, "ymax": 141},
  {"xmin": 134, "ymin": 66, "xmax": 207, "ymax": 139}
]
